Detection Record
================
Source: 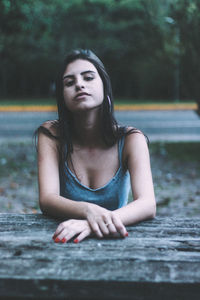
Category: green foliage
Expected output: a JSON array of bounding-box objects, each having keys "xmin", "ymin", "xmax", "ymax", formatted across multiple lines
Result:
[
  {"xmin": 169, "ymin": 0, "xmax": 200, "ymax": 100},
  {"xmin": 0, "ymin": 0, "xmax": 199, "ymax": 101},
  {"xmin": 150, "ymin": 142, "xmax": 200, "ymax": 162}
]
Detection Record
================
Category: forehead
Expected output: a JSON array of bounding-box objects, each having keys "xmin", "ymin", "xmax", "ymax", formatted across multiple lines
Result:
[{"xmin": 64, "ymin": 59, "xmax": 98, "ymax": 76}]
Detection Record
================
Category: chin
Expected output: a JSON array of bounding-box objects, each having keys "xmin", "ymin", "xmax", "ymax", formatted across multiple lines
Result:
[{"xmin": 70, "ymin": 103, "xmax": 102, "ymax": 113}]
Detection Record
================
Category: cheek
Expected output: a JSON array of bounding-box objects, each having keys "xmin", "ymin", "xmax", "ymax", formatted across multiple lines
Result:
[
  {"xmin": 63, "ymin": 89, "xmax": 71, "ymax": 108},
  {"xmin": 63, "ymin": 87, "xmax": 72, "ymax": 101},
  {"xmin": 97, "ymin": 81, "xmax": 104, "ymax": 101}
]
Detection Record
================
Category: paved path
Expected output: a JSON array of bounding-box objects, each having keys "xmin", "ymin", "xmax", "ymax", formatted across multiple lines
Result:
[
  {"xmin": 116, "ymin": 110, "xmax": 200, "ymax": 141},
  {"xmin": 0, "ymin": 110, "xmax": 199, "ymax": 142}
]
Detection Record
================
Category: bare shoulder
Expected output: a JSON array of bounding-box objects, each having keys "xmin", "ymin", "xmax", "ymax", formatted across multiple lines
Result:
[
  {"xmin": 123, "ymin": 127, "xmax": 149, "ymax": 157},
  {"xmin": 125, "ymin": 127, "xmax": 147, "ymax": 144},
  {"xmin": 40, "ymin": 120, "xmax": 59, "ymax": 137},
  {"xmin": 38, "ymin": 120, "xmax": 59, "ymax": 152}
]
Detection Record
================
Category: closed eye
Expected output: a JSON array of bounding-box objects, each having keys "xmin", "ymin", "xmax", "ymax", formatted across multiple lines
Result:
[
  {"xmin": 64, "ymin": 80, "xmax": 74, "ymax": 87},
  {"xmin": 84, "ymin": 76, "xmax": 94, "ymax": 81}
]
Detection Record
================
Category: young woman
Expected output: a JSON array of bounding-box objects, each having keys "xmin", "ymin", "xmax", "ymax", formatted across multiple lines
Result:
[{"xmin": 37, "ymin": 49, "xmax": 156, "ymax": 244}]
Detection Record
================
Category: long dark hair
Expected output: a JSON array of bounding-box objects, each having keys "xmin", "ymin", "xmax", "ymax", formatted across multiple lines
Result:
[{"xmin": 36, "ymin": 49, "xmax": 140, "ymax": 163}]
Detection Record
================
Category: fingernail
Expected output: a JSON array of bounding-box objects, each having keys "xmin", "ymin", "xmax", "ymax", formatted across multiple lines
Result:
[
  {"xmin": 61, "ymin": 238, "xmax": 67, "ymax": 243},
  {"xmin": 54, "ymin": 237, "xmax": 60, "ymax": 243},
  {"xmin": 74, "ymin": 239, "xmax": 79, "ymax": 243},
  {"xmin": 125, "ymin": 232, "xmax": 129, "ymax": 237}
]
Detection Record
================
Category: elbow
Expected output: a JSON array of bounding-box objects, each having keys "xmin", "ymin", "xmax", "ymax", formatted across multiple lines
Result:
[
  {"xmin": 39, "ymin": 195, "xmax": 51, "ymax": 216},
  {"xmin": 40, "ymin": 205, "xmax": 47, "ymax": 216},
  {"xmin": 149, "ymin": 201, "xmax": 156, "ymax": 219},
  {"xmin": 39, "ymin": 199, "xmax": 47, "ymax": 215},
  {"xmin": 39, "ymin": 193, "xmax": 61, "ymax": 217}
]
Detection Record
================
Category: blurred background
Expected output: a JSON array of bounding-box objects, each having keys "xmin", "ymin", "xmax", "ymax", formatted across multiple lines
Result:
[
  {"xmin": 0, "ymin": 0, "xmax": 200, "ymax": 216},
  {"xmin": 0, "ymin": 0, "xmax": 200, "ymax": 103}
]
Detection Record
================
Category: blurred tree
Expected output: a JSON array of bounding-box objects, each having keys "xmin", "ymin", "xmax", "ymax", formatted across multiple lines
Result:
[
  {"xmin": 52, "ymin": 0, "xmax": 164, "ymax": 98},
  {"xmin": 0, "ymin": 0, "xmax": 62, "ymax": 96},
  {"xmin": 0, "ymin": 0, "xmax": 198, "ymax": 102},
  {"xmin": 169, "ymin": 0, "xmax": 200, "ymax": 107}
]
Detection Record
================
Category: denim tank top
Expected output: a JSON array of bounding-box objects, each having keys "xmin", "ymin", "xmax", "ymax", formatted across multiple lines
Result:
[{"xmin": 60, "ymin": 136, "xmax": 130, "ymax": 210}]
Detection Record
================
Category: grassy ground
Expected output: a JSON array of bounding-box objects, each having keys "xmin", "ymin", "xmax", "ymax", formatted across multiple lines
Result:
[
  {"xmin": 150, "ymin": 142, "xmax": 200, "ymax": 217},
  {"xmin": 150, "ymin": 142, "xmax": 200, "ymax": 162},
  {"xmin": 0, "ymin": 141, "xmax": 199, "ymax": 216}
]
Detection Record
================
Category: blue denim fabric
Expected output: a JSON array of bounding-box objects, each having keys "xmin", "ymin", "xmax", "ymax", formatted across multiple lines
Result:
[{"xmin": 60, "ymin": 136, "xmax": 130, "ymax": 210}]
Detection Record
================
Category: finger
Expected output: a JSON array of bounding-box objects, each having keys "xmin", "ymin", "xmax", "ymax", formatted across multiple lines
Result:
[
  {"xmin": 63, "ymin": 231, "xmax": 78, "ymax": 242},
  {"xmin": 55, "ymin": 227, "xmax": 82, "ymax": 243},
  {"xmin": 98, "ymin": 220, "xmax": 110, "ymax": 236},
  {"xmin": 102, "ymin": 215, "xmax": 121, "ymax": 236},
  {"xmin": 74, "ymin": 228, "xmax": 91, "ymax": 243},
  {"xmin": 53, "ymin": 221, "xmax": 68, "ymax": 239},
  {"xmin": 53, "ymin": 225, "xmax": 66, "ymax": 241},
  {"xmin": 57, "ymin": 227, "xmax": 72, "ymax": 243},
  {"xmin": 107, "ymin": 223, "xmax": 118, "ymax": 235},
  {"xmin": 103, "ymin": 216, "xmax": 118, "ymax": 235},
  {"xmin": 60, "ymin": 225, "xmax": 84, "ymax": 242},
  {"xmin": 53, "ymin": 227, "xmax": 69, "ymax": 243},
  {"xmin": 102, "ymin": 215, "xmax": 117, "ymax": 235},
  {"xmin": 88, "ymin": 218, "xmax": 103, "ymax": 238},
  {"xmin": 53, "ymin": 220, "xmax": 75, "ymax": 242},
  {"xmin": 111, "ymin": 214, "xmax": 128, "ymax": 237}
]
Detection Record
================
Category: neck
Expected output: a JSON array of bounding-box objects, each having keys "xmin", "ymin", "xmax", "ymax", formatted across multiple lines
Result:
[{"xmin": 71, "ymin": 109, "xmax": 103, "ymax": 147}]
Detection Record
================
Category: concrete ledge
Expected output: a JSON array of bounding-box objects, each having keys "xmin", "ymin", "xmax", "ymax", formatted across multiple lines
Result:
[{"xmin": 0, "ymin": 214, "xmax": 200, "ymax": 299}]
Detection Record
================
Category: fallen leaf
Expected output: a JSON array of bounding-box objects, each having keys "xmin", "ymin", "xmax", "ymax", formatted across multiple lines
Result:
[
  {"xmin": 10, "ymin": 182, "xmax": 19, "ymax": 189},
  {"xmin": 0, "ymin": 187, "xmax": 5, "ymax": 195}
]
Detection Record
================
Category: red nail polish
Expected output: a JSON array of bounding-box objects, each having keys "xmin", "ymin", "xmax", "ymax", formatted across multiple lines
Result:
[
  {"xmin": 55, "ymin": 237, "xmax": 60, "ymax": 243},
  {"xmin": 125, "ymin": 232, "xmax": 129, "ymax": 237},
  {"xmin": 61, "ymin": 238, "xmax": 67, "ymax": 243},
  {"xmin": 74, "ymin": 239, "xmax": 79, "ymax": 243}
]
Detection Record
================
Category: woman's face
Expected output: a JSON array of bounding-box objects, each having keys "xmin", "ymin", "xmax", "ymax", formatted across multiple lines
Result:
[{"xmin": 63, "ymin": 59, "xmax": 104, "ymax": 112}]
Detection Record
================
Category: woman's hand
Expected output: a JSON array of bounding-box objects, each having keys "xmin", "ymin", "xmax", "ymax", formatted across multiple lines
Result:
[
  {"xmin": 52, "ymin": 204, "xmax": 128, "ymax": 243},
  {"xmin": 53, "ymin": 219, "xmax": 92, "ymax": 243},
  {"xmin": 84, "ymin": 203, "xmax": 128, "ymax": 238}
]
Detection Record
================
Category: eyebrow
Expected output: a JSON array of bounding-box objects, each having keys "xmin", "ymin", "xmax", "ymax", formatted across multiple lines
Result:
[{"xmin": 63, "ymin": 70, "xmax": 96, "ymax": 80}]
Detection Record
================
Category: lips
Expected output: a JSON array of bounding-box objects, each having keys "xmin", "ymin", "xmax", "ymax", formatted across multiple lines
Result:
[{"xmin": 74, "ymin": 92, "xmax": 90, "ymax": 100}]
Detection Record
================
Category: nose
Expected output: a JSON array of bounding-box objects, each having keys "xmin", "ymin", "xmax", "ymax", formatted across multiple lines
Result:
[{"xmin": 75, "ymin": 78, "xmax": 85, "ymax": 91}]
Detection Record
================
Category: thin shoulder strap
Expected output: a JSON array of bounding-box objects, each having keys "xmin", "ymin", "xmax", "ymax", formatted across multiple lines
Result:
[{"xmin": 118, "ymin": 135, "xmax": 126, "ymax": 165}]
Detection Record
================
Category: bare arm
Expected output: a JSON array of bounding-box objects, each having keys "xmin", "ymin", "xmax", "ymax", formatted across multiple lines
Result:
[
  {"xmin": 114, "ymin": 132, "xmax": 156, "ymax": 225},
  {"xmin": 38, "ymin": 130, "xmax": 87, "ymax": 219},
  {"xmin": 37, "ymin": 126, "xmax": 127, "ymax": 241}
]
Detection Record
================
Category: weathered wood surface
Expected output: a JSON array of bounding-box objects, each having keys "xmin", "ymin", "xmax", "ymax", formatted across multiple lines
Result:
[{"xmin": 0, "ymin": 213, "xmax": 200, "ymax": 300}]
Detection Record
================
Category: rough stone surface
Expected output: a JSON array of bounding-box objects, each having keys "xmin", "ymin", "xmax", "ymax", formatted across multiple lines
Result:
[{"xmin": 0, "ymin": 214, "xmax": 200, "ymax": 299}]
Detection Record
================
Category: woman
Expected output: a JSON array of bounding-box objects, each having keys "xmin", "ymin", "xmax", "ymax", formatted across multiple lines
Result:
[{"xmin": 37, "ymin": 49, "xmax": 156, "ymax": 244}]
